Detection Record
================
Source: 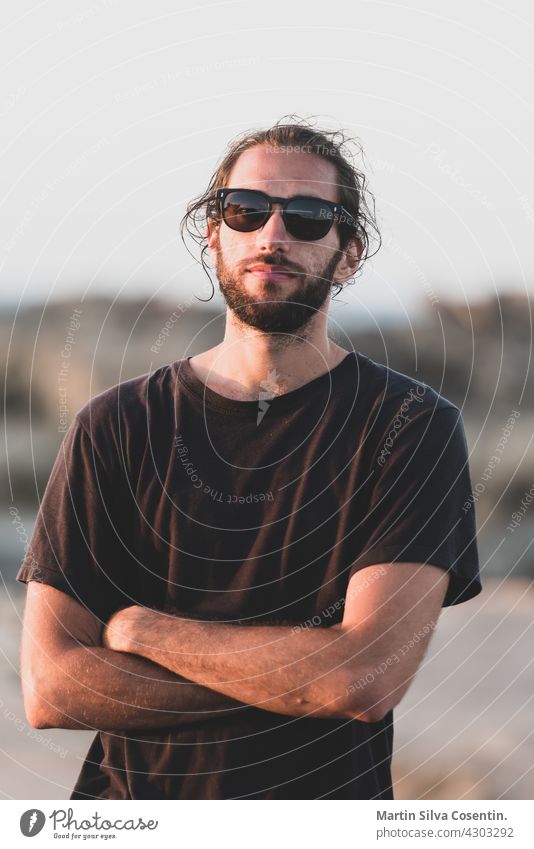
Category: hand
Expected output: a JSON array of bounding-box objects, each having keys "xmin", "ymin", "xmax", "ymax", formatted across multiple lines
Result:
[{"xmin": 102, "ymin": 605, "xmax": 145, "ymax": 653}]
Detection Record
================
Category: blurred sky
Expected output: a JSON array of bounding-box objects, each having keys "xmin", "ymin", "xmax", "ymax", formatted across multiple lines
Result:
[{"xmin": 1, "ymin": 0, "xmax": 532, "ymax": 322}]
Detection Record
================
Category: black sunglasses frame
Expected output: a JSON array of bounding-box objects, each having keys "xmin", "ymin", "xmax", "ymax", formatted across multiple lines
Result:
[{"xmin": 215, "ymin": 188, "xmax": 357, "ymax": 241}]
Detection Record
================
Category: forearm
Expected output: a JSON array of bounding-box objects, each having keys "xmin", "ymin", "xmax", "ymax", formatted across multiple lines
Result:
[
  {"xmin": 30, "ymin": 644, "xmax": 249, "ymax": 732},
  {"xmin": 108, "ymin": 610, "xmax": 367, "ymax": 720}
]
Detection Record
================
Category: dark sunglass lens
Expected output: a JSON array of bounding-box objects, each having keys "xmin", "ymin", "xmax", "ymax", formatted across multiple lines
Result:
[
  {"xmin": 222, "ymin": 191, "xmax": 268, "ymax": 232},
  {"xmin": 284, "ymin": 198, "xmax": 333, "ymax": 240}
]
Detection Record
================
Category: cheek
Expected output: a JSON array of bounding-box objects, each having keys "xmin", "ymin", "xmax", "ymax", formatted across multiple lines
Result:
[
  {"xmin": 217, "ymin": 228, "xmax": 250, "ymax": 262},
  {"xmin": 320, "ymin": 235, "xmax": 343, "ymax": 268},
  {"xmin": 302, "ymin": 242, "xmax": 335, "ymax": 271}
]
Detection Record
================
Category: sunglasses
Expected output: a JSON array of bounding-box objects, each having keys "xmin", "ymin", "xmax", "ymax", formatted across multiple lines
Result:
[{"xmin": 215, "ymin": 188, "xmax": 357, "ymax": 242}]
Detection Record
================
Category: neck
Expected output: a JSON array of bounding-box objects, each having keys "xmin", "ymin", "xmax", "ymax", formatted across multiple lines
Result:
[{"xmin": 188, "ymin": 308, "xmax": 348, "ymax": 401}]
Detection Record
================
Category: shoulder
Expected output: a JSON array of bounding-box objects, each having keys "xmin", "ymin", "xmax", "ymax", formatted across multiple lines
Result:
[
  {"xmin": 73, "ymin": 362, "xmax": 176, "ymax": 459},
  {"xmin": 349, "ymin": 352, "xmax": 467, "ymax": 466},
  {"xmin": 353, "ymin": 350, "xmax": 459, "ymax": 422}
]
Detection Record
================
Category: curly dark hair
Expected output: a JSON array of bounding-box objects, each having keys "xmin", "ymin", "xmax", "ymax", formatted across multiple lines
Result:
[{"xmin": 180, "ymin": 114, "xmax": 381, "ymax": 300}]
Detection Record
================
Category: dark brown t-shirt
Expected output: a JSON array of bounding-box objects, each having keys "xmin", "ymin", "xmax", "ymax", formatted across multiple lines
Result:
[{"xmin": 17, "ymin": 350, "xmax": 481, "ymax": 799}]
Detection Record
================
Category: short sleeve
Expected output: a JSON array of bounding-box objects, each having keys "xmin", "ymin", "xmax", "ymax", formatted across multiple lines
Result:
[
  {"xmin": 16, "ymin": 413, "xmax": 132, "ymax": 622},
  {"xmin": 349, "ymin": 404, "xmax": 481, "ymax": 607}
]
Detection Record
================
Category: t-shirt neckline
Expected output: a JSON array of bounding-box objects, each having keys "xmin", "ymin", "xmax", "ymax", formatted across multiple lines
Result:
[{"xmin": 174, "ymin": 350, "xmax": 358, "ymax": 416}]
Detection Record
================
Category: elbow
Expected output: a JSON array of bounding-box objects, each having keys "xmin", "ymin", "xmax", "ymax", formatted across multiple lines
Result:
[
  {"xmin": 353, "ymin": 703, "xmax": 391, "ymax": 724},
  {"xmin": 23, "ymin": 692, "xmax": 55, "ymax": 730},
  {"xmin": 296, "ymin": 672, "xmax": 392, "ymax": 722},
  {"xmin": 21, "ymin": 673, "xmax": 61, "ymax": 730},
  {"xmin": 26, "ymin": 708, "xmax": 53, "ymax": 730},
  {"xmin": 345, "ymin": 699, "xmax": 392, "ymax": 724},
  {"xmin": 294, "ymin": 666, "xmax": 398, "ymax": 722},
  {"xmin": 341, "ymin": 672, "xmax": 395, "ymax": 723}
]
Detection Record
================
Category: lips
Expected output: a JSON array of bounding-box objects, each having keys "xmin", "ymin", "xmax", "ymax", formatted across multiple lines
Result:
[{"xmin": 248, "ymin": 265, "xmax": 295, "ymax": 274}]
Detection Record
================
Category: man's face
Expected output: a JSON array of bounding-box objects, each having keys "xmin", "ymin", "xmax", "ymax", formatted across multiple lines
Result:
[{"xmin": 207, "ymin": 145, "xmax": 357, "ymax": 334}]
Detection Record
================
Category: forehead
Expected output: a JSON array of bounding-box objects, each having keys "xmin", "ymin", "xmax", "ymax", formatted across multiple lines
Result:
[{"xmin": 226, "ymin": 144, "xmax": 339, "ymax": 202}]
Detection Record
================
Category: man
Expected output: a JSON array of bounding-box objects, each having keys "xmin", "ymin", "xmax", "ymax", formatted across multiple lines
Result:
[{"xmin": 18, "ymin": 118, "xmax": 481, "ymax": 800}]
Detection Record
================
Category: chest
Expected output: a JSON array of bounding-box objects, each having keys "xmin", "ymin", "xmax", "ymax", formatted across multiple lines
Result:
[{"xmin": 125, "ymin": 417, "xmax": 371, "ymax": 623}]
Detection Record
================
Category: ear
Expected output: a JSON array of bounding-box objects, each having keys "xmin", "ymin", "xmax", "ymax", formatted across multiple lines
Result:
[
  {"xmin": 332, "ymin": 237, "xmax": 363, "ymax": 285},
  {"xmin": 206, "ymin": 218, "xmax": 219, "ymax": 251}
]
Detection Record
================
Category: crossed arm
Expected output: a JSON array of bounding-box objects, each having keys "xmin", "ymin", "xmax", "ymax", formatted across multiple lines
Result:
[
  {"xmin": 22, "ymin": 563, "xmax": 449, "ymax": 731},
  {"xmin": 21, "ymin": 581, "xmax": 248, "ymax": 732}
]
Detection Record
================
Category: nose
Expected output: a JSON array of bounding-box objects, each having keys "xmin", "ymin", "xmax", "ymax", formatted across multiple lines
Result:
[{"xmin": 255, "ymin": 204, "xmax": 290, "ymax": 252}]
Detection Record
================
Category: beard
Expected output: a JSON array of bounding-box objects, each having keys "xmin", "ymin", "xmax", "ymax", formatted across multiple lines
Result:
[{"xmin": 214, "ymin": 242, "xmax": 341, "ymax": 334}]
